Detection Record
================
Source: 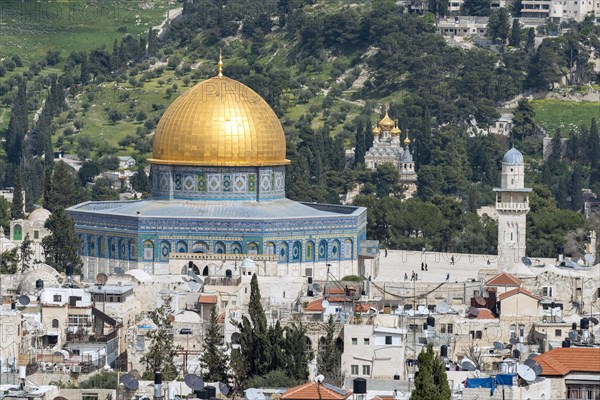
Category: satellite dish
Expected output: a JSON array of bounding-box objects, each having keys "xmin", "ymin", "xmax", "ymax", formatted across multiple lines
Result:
[
  {"xmin": 523, "ymin": 359, "xmax": 542, "ymax": 376},
  {"xmin": 184, "ymin": 374, "xmax": 204, "ymax": 390},
  {"xmin": 167, "ymin": 314, "xmax": 175, "ymax": 323},
  {"xmin": 521, "ymin": 257, "xmax": 532, "ymax": 266},
  {"xmin": 475, "ymin": 296, "xmax": 486, "ymax": 306},
  {"xmin": 517, "ymin": 364, "xmax": 536, "ymax": 382},
  {"xmin": 460, "ymin": 357, "xmax": 476, "ymax": 371},
  {"xmin": 121, "ymin": 373, "xmax": 139, "ymax": 391},
  {"xmin": 96, "ymin": 273, "xmax": 108, "ymax": 285},
  {"xmin": 313, "ymin": 283, "xmax": 322, "ymax": 293},
  {"xmin": 527, "ymin": 353, "xmax": 539, "ymax": 359},
  {"xmin": 589, "ymin": 317, "xmax": 599, "ymax": 325},
  {"xmin": 509, "ymin": 337, "xmax": 517, "ymax": 345},
  {"xmin": 322, "ymin": 299, "xmax": 330, "ymax": 308},
  {"xmin": 187, "ymin": 281, "xmax": 201, "ymax": 292},
  {"xmin": 467, "ymin": 306, "xmax": 480, "ymax": 317},
  {"xmin": 315, "ymin": 374, "xmax": 325, "ymax": 383},
  {"xmin": 18, "ymin": 295, "xmax": 31, "ymax": 306},
  {"xmin": 436, "ymin": 300, "xmax": 450, "ymax": 313},
  {"xmin": 114, "ymin": 267, "xmax": 124, "ymax": 275},
  {"xmin": 493, "ymin": 342, "xmax": 504, "ymax": 351},
  {"xmin": 219, "ymin": 382, "xmax": 230, "ymax": 395}
]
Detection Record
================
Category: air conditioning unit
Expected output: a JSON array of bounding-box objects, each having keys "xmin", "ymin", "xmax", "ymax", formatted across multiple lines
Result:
[{"xmin": 71, "ymin": 365, "xmax": 81, "ymax": 373}]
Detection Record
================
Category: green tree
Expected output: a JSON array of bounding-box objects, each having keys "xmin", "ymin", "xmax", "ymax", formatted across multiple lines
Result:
[
  {"xmin": 131, "ymin": 166, "xmax": 152, "ymax": 193},
  {"xmin": 41, "ymin": 208, "xmax": 83, "ymax": 273},
  {"xmin": 373, "ymin": 162, "xmax": 400, "ymax": 198},
  {"xmin": 525, "ymin": 27, "xmax": 536, "ymax": 55},
  {"xmin": 317, "ymin": 315, "xmax": 342, "ymax": 386},
  {"xmin": 20, "ymin": 233, "xmax": 33, "ymax": 272},
  {"xmin": 78, "ymin": 161, "xmax": 101, "ymax": 185},
  {"xmin": 200, "ymin": 306, "xmax": 230, "ymax": 383},
  {"xmin": 509, "ymin": 18, "xmax": 521, "ymax": 47},
  {"xmin": 140, "ymin": 305, "xmax": 181, "ymax": 381},
  {"xmin": 410, "ymin": 344, "xmax": 451, "ymax": 400},
  {"xmin": 511, "ymin": 99, "xmax": 537, "ymax": 141},
  {"xmin": 5, "ymin": 80, "xmax": 27, "ymax": 167},
  {"xmin": 11, "ymin": 169, "xmax": 25, "ymax": 220},
  {"xmin": 550, "ymin": 129, "xmax": 563, "ymax": 160},
  {"xmin": 463, "ymin": 0, "xmax": 491, "ymax": 16},
  {"xmin": 487, "ymin": 8, "xmax": 510, "ymax": 44},
  {"xmin": 45, "ymin": 161, "xmax": 84, "ymax": 212},
  {"xmin": 284, "ymin": 323, "xmax": 312, "ymax": 381},
  {"xmin": 588, "ymin": 118, "xmax": 599, "ymax": 184},
  {"xmin": 91, "ymin": 177, "xmax": 119, "ymax": 201},
  {"xmin": 0, "ymin": 247, "xmax": 20, "ymax": 274}
]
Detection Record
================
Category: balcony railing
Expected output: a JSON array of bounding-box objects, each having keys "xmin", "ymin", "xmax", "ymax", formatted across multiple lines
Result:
[
  {"xmin": 66, "ymin": 329, "xmax": 118, "ymax": 343},
  {"xmin": 495, "ymin": 202, "xmax": 529, "ymax": 211}
]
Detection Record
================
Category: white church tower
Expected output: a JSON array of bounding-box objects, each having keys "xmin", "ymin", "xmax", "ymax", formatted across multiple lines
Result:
[{"xmin": 494, "ymin": 147, "xmax": 532, "ymax": 271}]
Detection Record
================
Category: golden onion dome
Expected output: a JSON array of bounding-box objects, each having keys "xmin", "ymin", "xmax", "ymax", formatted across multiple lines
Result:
[
  {"xmin": 404, "ymin": 129, "xmax": 411, "ymax": 145},
  {"xmin": 378, "ymin": 111, "xmax": 395, "ymax": 131},
  {"xmin": 371, "ymin": 125, "xmax": 381, "ymax": 136},
  {"xmin": 149, "ymin": 75, "xmax": 289, "ymax": 167},
  {"xmin": 390, "ymin": 121, "xmax": 401, "ymax": 136}
]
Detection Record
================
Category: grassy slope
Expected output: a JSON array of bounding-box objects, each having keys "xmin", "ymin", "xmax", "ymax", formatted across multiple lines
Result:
[{"xmin": 531, "ymin": 99, "xmax": 600, "ymax": 135}]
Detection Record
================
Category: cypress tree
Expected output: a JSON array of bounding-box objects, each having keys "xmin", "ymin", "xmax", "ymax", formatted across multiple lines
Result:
[
  {"xmin": 509, "ymin": 18, "xmax": 521, "ymax": 47},
  {"xmin": 284, "ymin": 323, "xmax": 311, "ymax": 381},
  {"xmin": 5, "ymin": 80, "xmax": 28, "ymax": 167},
  {"xmin": 200, "ymin": 306, "xmax": 230, "ymax": 383},
  {"xmin": 549, "ymin": 128, "xmax": 562, "ymax": 160},
  {"xmin": 570, "ymin": 163, "xmax": 585, "ymax": 212},
  {"xmin": 317, "ymin": 315, "xmax": 342, "ymax": 385},
  {"xmin": 410, "ymin": 344, "xmax": 450, "ymax": 400},
  {"xmin": 354, "ymin": 121, "xmax": 366, "ymax": 167},
  {"xmin": 45, "ymin": 161, "xmax": 83, "ymax": 212},
  {"xmin": 41, "ymin": 208, "xmax": 83, "ymax": 273},
  {"xmin": 525, "ymin": 27, "xmax": 535, "ymax": 55},
  {"xmin": 11, "ymin": 169, "xmax": 25, "ymax": 219},
  {"xmin": 588, "ymin": 118, "xmax": 599, "ymax": 184}
]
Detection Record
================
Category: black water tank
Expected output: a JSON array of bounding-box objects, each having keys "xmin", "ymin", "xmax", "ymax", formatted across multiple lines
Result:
[
  {"xmin": 307, "ymin": 290, "xmax": 314, "ymax": 297},
  {"xmin": 353, "ymin": 378, "xmax": 367, "ymax": 394},
  {"xmin": 562, "ymin": 338, "xmax": 571, "ymax": 348},
  {"xmin": 426, "ymin": 316, "xmax": 435, "ymax": 327},
  {"xmin": 512, "ymin": 349, "xmax": 520, "ymax": 359},
  {"xmin": 154, "ymin": 371, "xmax": 161, "ymax": 384},
  {"xmin": 308, "ymin": 277, "xmax": 313, "ymax": 284},
  {"xmin": 225, "ymin": 269, "xmax": 232, "ymax": 279},
  {"xmin": 11, "ymin": 301, "xmax": 16, "ymax": 310},
  {"xmin": 580, "ymin": 318, "xmax": 590, "ymax": 330},
  {"xmin": 572, "ymin": 322, "xmax": 578, "ymax": 331},
  {"xmin": 393, "ymin": 374, "xmax": 400, "ymax": 380},
  {"xmin": 423, "ymin": 323, "xmax": 428, "ymax": 331},
  {"xmin": 66, "ymin": 263, "xmax": 74, "ymax": 276},
  {"xmin": 194, "ymin": 388, "xmax": 208, "ymax": 399},
  {"xmin": 35, "ymin": 279, "xmax": 44, "ymax": 289},
  {"xmin": 206, "ymin": 386, "xmax": 216, "ymax": 398},
  {"xmin": 441, "ymin": 345, "xmax": 448, "ymax": 358}
]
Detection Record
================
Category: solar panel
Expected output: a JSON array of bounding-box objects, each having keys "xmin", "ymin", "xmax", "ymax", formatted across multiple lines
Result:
[{"xmin": 323, "ymin": 383, "xmax": 348, "ymax": 395}]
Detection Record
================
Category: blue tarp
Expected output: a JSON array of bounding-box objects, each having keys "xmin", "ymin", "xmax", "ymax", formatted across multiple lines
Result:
[
  {"xmin": 466, "ymin": 377, "xmax": 496, "ymax": 395},
  {"xmin": 496, "ymin": 374, "xmax": 514, "ymax": 386}
]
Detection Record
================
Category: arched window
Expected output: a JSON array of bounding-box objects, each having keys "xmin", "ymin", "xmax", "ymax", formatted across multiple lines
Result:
[
  {"xmin": 129, "ymin": 239, "xmax": 137, "ymax": 260},
  {"xmin": 331, "ymin": 240, "xmax": 341, "ymax": 261},
  {"xmin": 12, "ymin": 224, "xmax": 22, "ymax": 241},
  {"xmin": 231, "ymin": 332, "xmax": 241, "ymax": 345},
  {"xmin": 52, "ymin": 319, "xmax": 59, "ymax": 328},
  {"xmin": 292, "ymin": 241, "xmax": 302, "ymax": 262},
  {"xmin": 279, "ymin": 242, "xmax": 289, "ymax": 263},
  {"xmin": 344, "ymin": 239, "xmax": 353, "ymax": 259},
  {"xmin": 247, "ymin": 242, "xmax": 259, "ymax": 254},
  {"xmin": 305, "ymin": 241, "xmax": 315, "ymax": 262},
  {"xmin": 98, "ymin": 237, "xmax": 106, "ymax": 257},
  {"xmin": 318, "ymin": 240, "xmax": 328, "ymax": 262},
  {"xmin": 143, "ymin": 240, "xmax": 154, "ymax": 261},
  {"xmin": 192, "ymin": 241, "xmax": 208, "ymax": 253},
  {"xmin": 305, "ymin": 336, "xmax": 312, "ymax": 351},
  {"xmin": 231, "ymin": 242, "xmax": 242, "ymax": 254},
  {"xmin": 160, "ymin": 241, "xmax": 171, "ymax": 260},
  {"xmin": 202, "ymin": 266, "xmax": 209, "ymax": 276},
  {"xmin": 266, "ymin": 242, "xmax": 275, "ymax": 255},
  {"xmin": 214, "ymin": 241, "xmax": 225, "ymax": 254},
  {"xmin": 176, "ymin": 240, "xmax": 188, "ymax": 253}
]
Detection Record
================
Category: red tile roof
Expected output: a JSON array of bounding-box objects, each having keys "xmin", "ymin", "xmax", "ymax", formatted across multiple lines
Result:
[
  {"xmin": 328, "ymin": 287, "xmax": 346, "ymax": 295},
  {"xmin": 354, "ymin": 303, "xmax": 371, "ymax": 313},
  {"xmin": 305, "ymin": 299, "xmax": 325, "ymax": 312},
  {"xmin": 498, "ymin": 287, "xmax": 541, "ymax": 301},
  {"xmin": 486, "ymin": 272, "xmax": 522, "ymax": 287},
  {"xmin": 281, "ymin": 382, "xmax": 352, "ymax": 399},
  {"xmin": 475, "ymin": 308, "xmax": 496, "ymax": 319},
  {"xmin": 198, "ymin": 295, "xmax": 218, "ymax": 304},
  {"xmin": 535, "ymin": 348, "xmax": 600, "ymax": 376}
]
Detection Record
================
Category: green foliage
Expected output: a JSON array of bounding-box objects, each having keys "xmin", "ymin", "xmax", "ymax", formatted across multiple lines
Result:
[
  {"xmin": 317, "ymin": 316, "xmax": 343, "ymax": 386},
  {"xmin": 410, "ymin": 344, "xmax": 451, "ymax": 400},
  {"xmin": 45, "ymin": 161, "xmax": 85, "ymax": 213},
  {"xmin": 0, "ymin": 248, "xmax": 20, "ymax": 274},
  {"xmin": 341, "ymin": 275, "xmax": 363, "ymax": 282},
  {"xmin": 91, "ymin": 177, "xmax": 119, "ymax": 201},
  {"xmin": 42, "ymin": 208, "xmax": 83, "ymax": 273},
  {"xmin": 11, "ymin": 169, "xmax": 25, "ymax": 219},
  {"xmin": 140, "ymin": 305, "xmax": 182, "ymax": 381},
  {"xmin": 200, "ymin": 306, "xmax": 230, "ymax": 383},
  {"xmin": 245, "ymin": 369, "xmax": 304, "ymax": 389},
  {"xmin": 78, "ymin": 370, "xmax": 118, "ymax": 389},
  {"xmin": 20, "ymin": 233, "xmax": 33, "ymax": 272},
  {"xmin": 487, "ymin": 8, "xmax": 510, "ymax": 44}
]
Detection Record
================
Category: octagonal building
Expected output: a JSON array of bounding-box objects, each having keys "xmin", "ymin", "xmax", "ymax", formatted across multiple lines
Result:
[{"xmin": 67, "ymin": 68, "xmax": 367, "ymax": 281}]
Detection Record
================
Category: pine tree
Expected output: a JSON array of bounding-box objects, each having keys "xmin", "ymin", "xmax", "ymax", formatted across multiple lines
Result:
[
  {"xmin": 509, "ymin": 18, "xmax": 521, "ymax": 47},
  {"xmin": 569, "ymin": 163, "xmax": 585, "ymax": 212},
  {"xmin": 284, "ymin": 323, "xmax": 311, "ymax": 381},
  {"xmin": 5, "ymin": 80, "xmax": 28, "ymax": 167},
  {"xmin": 200, "ymin": 306, "xmax": 230, "ymax": 383},
  {"xmin": 20, "ymin": 233, "xmax": 33, "ymax": 273},
  {"xmin": 550, "ymin": 129, "xmax": 562, "ymax": 160},
  {"xmin": 410, "ymin": 344, "xmax": 450, "ymax": 400},
  {"xmin": 11, "ymin": 169, "xmax": 25, "ymax": 220},
  {"xmin": 45, "ymin": 161, "xmax": 84, "ymax": 212},
  {"xmin": 525, "ymin": 27, "xmax": 535, "ymax": 55},
  {"xmin": 353, "ymin": 122, "xmax": 366, "ymax": 167},
  {"xmin": 140, "ymin": 305, "xmax": 181, "ymax": 380},
  {"xmin": 317, "ymin": 315, "xmax": 342, "ymax": 386},
  {"xmin": 41, "ymin": 208, "xmax": 83, "ymax": 273},
  {"xmin": 269, "ymin": 321, "xmax": 287, "ymax": 371}
]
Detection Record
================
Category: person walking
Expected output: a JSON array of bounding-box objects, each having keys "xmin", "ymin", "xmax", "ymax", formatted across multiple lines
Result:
[
  {"xmin": 446, "ymin": 273, "xmax": 450, "ymax": 281},
  {"xmin": 424, "ymin": 263, "xmax": 428, "ymax": 271},
  {"xmin": 421, "ymin": 262, "xmax": 424, "ymax": 271},
  {"xmin": 450, "ymin": 255, "xmax": 455, "ymax": 265}
]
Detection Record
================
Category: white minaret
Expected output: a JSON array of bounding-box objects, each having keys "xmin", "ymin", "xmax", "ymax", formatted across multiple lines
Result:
[{"xmin": 494, "ymin": 147, "xmax": 532, "ymax": 271}]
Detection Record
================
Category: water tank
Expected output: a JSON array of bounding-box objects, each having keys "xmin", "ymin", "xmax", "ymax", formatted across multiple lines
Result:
[
  {"xmin": 66, "ymin": 263, "xmax": 74, "ymax": 276},
  {"xmin": 393, "ymin": 374, "xmax": 400, "ymax": 380},
  {"xmin": 572, "ymin": 322, "xmax": 578, "ymax": 331},
  {"xmin": 35, "ymin": 279, "xmax": 44, "ymax": 289},
  {"xmin": 440, "ymin": 345, "xmax": 448, "ymax": 357},
  {"xmin": 307, "ymin": 290, "xmax": 314, "ymax": 297},
  {"xmin": 206, "ymin": 386, "xmax": 216, "ymax": 398},
  {"xmin": 580, "ymin": 318, "xmax": 590, "ymax": 330},
  {"xmin": 11, "ymin": 301, "xmax": 16, "ymax": 310},
  {"xmin": 562, "ymin": 339, "xmax": 571, "ymax": 348},
  {"xmin": 426, "ymin": 316, "xmax": 435, "ymax": 327},
  {"xmin": 194, "ymin": 389, "xmax": 208, "ymax": 399},
  {"xmin": 353, "ymin": 378, "xmax": 367, "ymax": 394},
  {"xmin": 308, "ymin": 277, "xmax": 313, "ymax": 284},
  {"xmin": 154, "ymin": 371, "xmax": 162, "ymax": 384},
  {"xmin": 512, "ymin": 349, "xmax": 520, "ymax": 359}
]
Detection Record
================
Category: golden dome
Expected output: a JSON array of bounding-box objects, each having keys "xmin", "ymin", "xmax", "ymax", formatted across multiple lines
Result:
[
  {"xmin": 371, "ymin": 125, "xmax": 381, "ymax": 135},
  {"xmin": 404, "ymin": 129, "xmax": 411, "ymax": 145},
  {"xmin": 149, "ymin": 75, "xmax": 289, "ymax": 167},
  {"xmin": 378, "ymin": 111, "xmax": 395, "ymax": 131},
  {"xmin": 390, "ymin": 121, "xmax": 401, "ymax": 136}
]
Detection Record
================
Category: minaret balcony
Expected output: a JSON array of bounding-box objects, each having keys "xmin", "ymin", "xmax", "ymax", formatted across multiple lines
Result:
[{"xmin": 496, "ymin": 202, "xmax": 529, "ymax": 211}]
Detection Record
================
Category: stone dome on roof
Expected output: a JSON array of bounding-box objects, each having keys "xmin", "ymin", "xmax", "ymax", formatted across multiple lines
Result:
[
  {"xmin": 17, "ymin": 265, "xmax": 61, "ymax": 294},
  {"xmin": 149, "ymin": 74, "xmax": 290, "ymax": 168},
  {"xmin": 502, "ymin": 147, "xmax": 524, "ymax": 165},
  {"xmin": 28, "ymin": 207, "xmax": 51, "ymax": 222}
]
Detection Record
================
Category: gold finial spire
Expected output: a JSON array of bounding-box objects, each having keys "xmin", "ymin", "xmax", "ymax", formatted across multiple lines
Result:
[
  {"xmin": 404, "ymin": 129, "xmax": 411, "ymax": 145},
  {"xmin": 218, "ymin": 48, "xmax": 223, "ymax": 77}
]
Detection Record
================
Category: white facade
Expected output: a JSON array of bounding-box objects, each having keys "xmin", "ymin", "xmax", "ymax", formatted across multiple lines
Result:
[
  {"xmin": 523, "ymin": 0, "xmax": 600, "ymax": 21},
  {"xmin": 494, "ymin": 148, "xmax": 532, "ymax": 271}
]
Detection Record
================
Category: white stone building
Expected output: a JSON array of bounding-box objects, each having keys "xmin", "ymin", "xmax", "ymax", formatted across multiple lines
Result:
[{"xmin": 10, "ymin": 208, "xmax": 52, "ymax": 263}]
